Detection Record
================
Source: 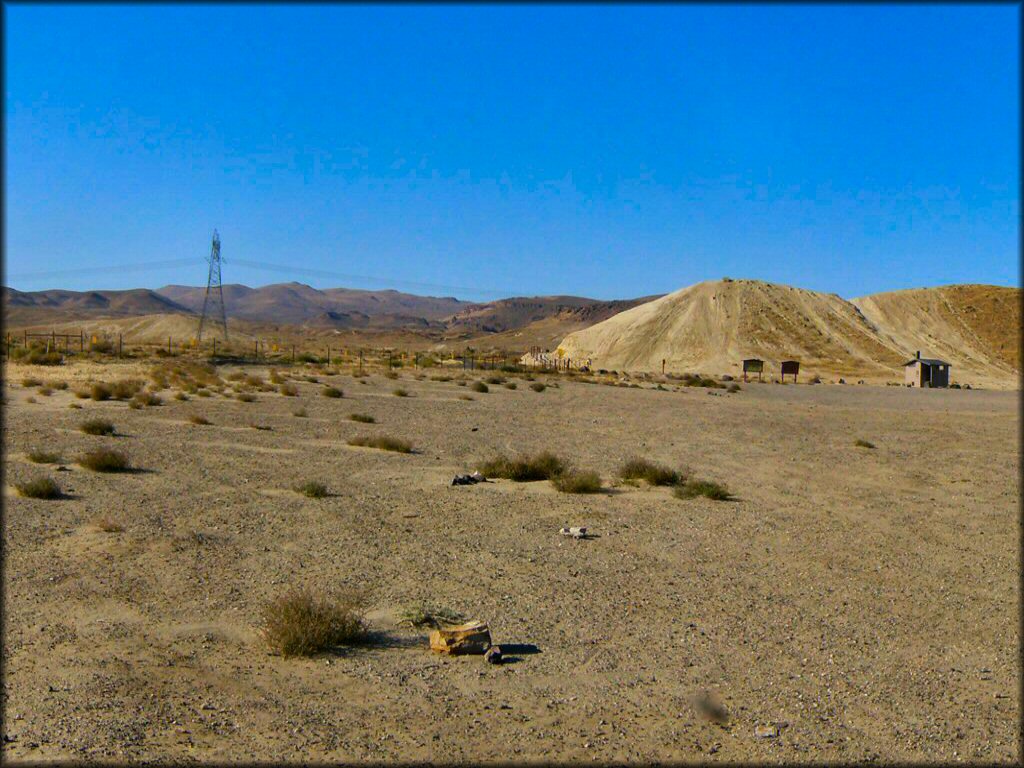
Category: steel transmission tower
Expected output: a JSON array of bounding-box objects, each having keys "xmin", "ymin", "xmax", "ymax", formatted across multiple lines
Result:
[{"xmin": 197, "ymin": 229, "xmax": 228, "ymax": 342}]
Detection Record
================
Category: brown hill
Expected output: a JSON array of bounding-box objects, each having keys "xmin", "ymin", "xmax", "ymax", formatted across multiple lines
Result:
[
  {"xmin": 156, "ymin": 282, "xmax": 470, "ymax": 326},
  {"xmin": 556, "ymin": 279, "xmax": 1020, "ymax": 387},
  {"xmin": 852, "ymin": 285, "xmax": 1020, "ymax": 380},
  {"xmin": 3, "ymin": 287, "xmax": 190, "ymax": 326},
  {"xmin": 443, "ymin": 295, "xmax": 658, "ymax": 337}
]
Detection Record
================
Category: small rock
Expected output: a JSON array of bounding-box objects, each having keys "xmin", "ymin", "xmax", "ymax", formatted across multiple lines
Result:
[
  {"xmin": 559, "ymin": 526, "xmax": 587, "ymax": 539},
  {"xmin": 484, "ymin": 646, "xmax": 503, "ymax": 664},
  {"xmin": 754, "ymin": 724, "xmax": 779, "ymax": 739}
]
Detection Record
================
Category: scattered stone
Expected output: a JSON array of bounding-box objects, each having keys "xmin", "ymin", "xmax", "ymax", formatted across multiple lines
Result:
[
  {"xmin": 484, "ymin": 646, "xmax": 503, "ymax": 664},
  {"xmin": 559, "ymin": 526, "xmax": 587, "ymax": 539},
  {"xmin": 429, "ymin": 620, "xmax": 492, "ymax": 655},
  {"xmin": 755, "ymin": 724, "xmax": 779, "ymax": 739},
  {"xmin": 452, "ymin": 471, "xmax": 487, "ymax": 486}
]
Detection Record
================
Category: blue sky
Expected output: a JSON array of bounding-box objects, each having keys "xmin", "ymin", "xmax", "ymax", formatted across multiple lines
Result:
[{"xmin": 4, "ymin": 4, "xmax": 1019, "ymax": 300}]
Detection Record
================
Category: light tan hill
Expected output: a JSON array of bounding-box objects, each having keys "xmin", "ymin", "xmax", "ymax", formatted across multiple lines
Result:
[
  {"xmin": 558, "ymin": 279, "xmax": 1020, "ymax": 387},
  {"xmin": 852, "ymin": 285, "xmax": 1020, "ymax": 384},
  {"xmin": 557, "ymin": 279, "xmax": 906, "ymax": 380},
  {"xmin": 8, "ymin": 313, "xmax": 258, "ymax": 344}
]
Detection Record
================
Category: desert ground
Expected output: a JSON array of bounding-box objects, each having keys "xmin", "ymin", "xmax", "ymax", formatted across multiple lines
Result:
[{"xmin": 2, "ymin": 357, "xmax": 1019, "ymax": 763}]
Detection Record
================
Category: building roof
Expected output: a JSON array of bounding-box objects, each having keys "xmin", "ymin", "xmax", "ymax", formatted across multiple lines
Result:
[
  {"xmin": 742, "ymin": 358, "xmax": 763, "ymax": 363},
  {"xmin": 904, "ymin": 357, "xmax": 950, "ymax": 367}
]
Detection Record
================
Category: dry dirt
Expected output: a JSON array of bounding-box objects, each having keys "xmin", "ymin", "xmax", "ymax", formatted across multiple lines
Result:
[{"xmin": 2, "ymin": 359, "xmax": 1020, "ymax": 763}]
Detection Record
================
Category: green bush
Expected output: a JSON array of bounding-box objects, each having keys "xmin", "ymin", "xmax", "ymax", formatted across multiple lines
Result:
[
  {"xmin": 295, "ymin": 481, "xmax": 330, "ymax": 498},
  {"xmin": 855, "ymin": 439, "xmax": 876, "ymax": 449},
  {"xmin": 347, "ymin": 435, "xmax": 413, "ymax": 453},
  {"xmin": 261, "ymin": 589, "xmax": 367, "ymax": 657},
  {"xmin": 530, "ymin": 382, "xmax": 546, "ymax": 393},
  {"xmin": 15, "ymin": 476, "xmax": 62, "ymax": 499},
  {"xmin": 477, "ymin": 451, "xmax": 565, "ymax": 481},
  {"xmin": 350, "ymin": 413, "xmax": 376, "ymax": 423},
  {"xmin": 322, "ymin": 386, "xmax": 343, "ymax": 398},
  {"xmin": 392, "ymin": 388, "xmax": 410, "ymax": 397},
  {"xmin": 26, "ymin": 449, "xmax": 63, "ymax": 464},
  {"xmin": 470, "ymin": 381, "xmax": 489, "ymax": 393},
  {"xmin": 78, "ymin": 448, "xmax": 131, "ymax": 473},
  {"xmin": 674, "ymin": 479, "xmax": 732, "ymax": 501},
  {"xmin": 80, "ymin": 419, "xmax": 115, "ymax": 436},
  {"xmin": 617, "ymin": 457, "xmax": 682, "ymax": 486},
  {"xmin": 551, "ymin": 469, "xmax": 603, "ymax": 494}
]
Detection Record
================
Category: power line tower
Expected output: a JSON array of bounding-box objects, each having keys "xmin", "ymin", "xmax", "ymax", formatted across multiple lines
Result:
[{"xmin": 197, "ymin": 229, "xmax": 228, "ymax": 342}]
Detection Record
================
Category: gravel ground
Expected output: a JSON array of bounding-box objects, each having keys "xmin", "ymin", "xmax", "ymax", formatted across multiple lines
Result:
[{"xmin": 2, "ymin": 363, "xmax": 1019, "ymax": 763}]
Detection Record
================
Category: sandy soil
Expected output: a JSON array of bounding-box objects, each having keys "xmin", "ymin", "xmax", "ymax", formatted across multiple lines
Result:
[{"xmin": 2, "ymin": 361, "xmax": 1019, "ymax": 763}]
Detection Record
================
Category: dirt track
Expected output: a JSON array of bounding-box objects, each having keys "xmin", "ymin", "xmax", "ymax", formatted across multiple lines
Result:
[{"xmin": 2, "ymin": 363, "xmax": 1019, "ymax": 762}]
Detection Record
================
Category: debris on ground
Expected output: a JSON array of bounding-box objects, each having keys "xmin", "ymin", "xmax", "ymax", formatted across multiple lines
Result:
[
  {"xmin": 484, "ymin": 646, "xmax": 503, "ymax": 664},
  {"xmin": 429, "ymin": 620, "xmax": 492, "ymax": 655},
  {"xmin": 559, "ymin": 526, "xmax": 588, "ymax": 539},
  {"xmin": 451, "ymin": 471, "xmax": 487, "ymax": 486},
  {"xmin": 754, "ymin": 724, "xmax": 779, "ymax": 739}
]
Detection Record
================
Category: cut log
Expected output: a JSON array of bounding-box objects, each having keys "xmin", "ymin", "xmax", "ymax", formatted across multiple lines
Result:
[{"xmin": 429, "ymin": 620, "xmax": 492, "ymax": 655}]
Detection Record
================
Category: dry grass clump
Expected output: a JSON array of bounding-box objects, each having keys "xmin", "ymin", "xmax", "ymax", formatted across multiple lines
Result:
[
  {"xmin": 551, "ymin": 469, "xmax": 603, "ymax": 494},
  {"xmin": 111, "ymin": 379, "xmax": 145, "ymax": 400},
  {"xmin": 504, "ymin": 382, "xmax": 517, "ymax": 390},
  {"xmin": 350, "ymin": 413, "xmax": 376, "ymax": 423},
  {"xmin": 530, "ymin": 382, "xmax": 546, "ymax": 393},
  {"xmin": 261, "ymin": 588, "xmax": 367, "ymax": 658},
  {"xmin": 15, "ymin": 476, "xmax": 62, "ymax": 499},
  {"xmin": 21, "ymin": 377, "xmax": 43, "ymax": 387},
  {"xmin": 397, "ymin": 605, "xmax": 465, "ymax": 629},
  {"xmin": 322, "ymin": 386, "xmax": 343, "ymax": 398},
  {"xmin": 189, "ymin": 415, "xmax": 212, "ymax": 426},
  {"xmin": 68, "ymin": 403, "xmax": 83, "ymax": 410},
  {"xmin": 727, "ymin": 383, "xmax": 741, "ymax": 393},
  {"xmin": 854, "ymin": 439, "xmax": 876, "ymax": 449},
  {"xmin": 250, "ymin": 423, "xmax": 272, "ymax": 431},
  {"xmin": 392, "ymin": 388, "xmax": 410, "ymax": 397},
  {"xmin": 618, "ymin": 457, "xmax": 682, "ymax": 486},
  {"xmin": 90, "ymin": 382, "xmax": 112, "ymax": 401},
  {"xmin": 26, "ymin": 449, "xmax": 63, "ymax": 464},
  {"xmin": 173, "ymin": 391, "xmax": 189, "ymax": 401},
  {"xmin": 25, "ymin": 396, "xmax": 38, "ymax": 404},
  {"xmin": 384, "ymin": 370, "xmax": 400, "ymax": 380},
  {"xmin": 236, "ymin": 392, "xmax": 256, "ymax": 403},
  {"xmin": 47, "ymin": 380, "xmax": 69, "ymax": 390},
  {"xmin": 485, "ymin": 375, "xmax": 505, "ymax": 385},
  {"xmin": 78, "ymin": 448, "xmax": 131, "ymax": 473},
  {"xmin": 477, "ymin": 451, "xmax": 565, "ymax": 481},
  {"xmin": 430, "ymin": 374, "xmax": 452, "ymax": 382},
  {"xmin": 279, "ymin": 382, "xmax": 299, "ymax": 397},
  {"xmin": 470, "ymin": 381, "xmax": 489, "ymax": 393},
  {"xmin": 458, "ymin": 394, "xmax": 474, "ymax": 401},
  {"xmin": 80, "ymin": 418, "xmax": 116, "ymax": 436},
  {"xmin": 132, "ymin": 391, "xmax": 162, "ymax": 407},
  {"xmin": 93, "ymin": 517, "xmax": 124, "ymax": 533},
  {"xmin": 293, "ymin": 407, "xmax": 308, "ymax": 418},
  {"xmin": 295, "ymin": 481, "xmax": 330, "ymax": 498},
  {"xmin": 674, "ymin": 479, "xmax": 732, "ymax": 501},
  {"xmin": 347, "ymin": 435, "xmax": 413, "ymax": 453},
  {"xmin": 37, "ymin": 386, "xmax": 54, "ymax": 397}
]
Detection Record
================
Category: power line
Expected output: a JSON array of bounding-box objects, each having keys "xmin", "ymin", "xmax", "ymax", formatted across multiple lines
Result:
[{"xmin": 6, "ymin": 258, "xmax": 198, "ymax": 281}]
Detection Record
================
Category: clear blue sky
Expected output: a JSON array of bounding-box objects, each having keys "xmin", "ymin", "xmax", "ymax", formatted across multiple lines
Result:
[{"xmin": 4, "ymin": 4, "xmax": 1019, "ymax": 300}]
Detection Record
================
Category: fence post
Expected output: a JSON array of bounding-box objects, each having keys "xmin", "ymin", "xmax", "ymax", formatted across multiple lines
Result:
[
  {"xmin": 80, "ymin": 330, "xmax": 84, "ymax": 353},
  {"xmin": 326, "ymin": 346, "xmax": 330, "ymax": 366},
  {"xmin": 213, "ymin": 338, "xmax": 217, "ymax": 357},
  {"xmin": 291, "ymin": 346, "xmax": 295, "ymax": 364},
  {"xmin": 359, "ymin": 349, "xmax": 363, "ymax": 374},
  {"xmin": 118, "ymin": 333, "xmax": 123, "ymax": 359}
]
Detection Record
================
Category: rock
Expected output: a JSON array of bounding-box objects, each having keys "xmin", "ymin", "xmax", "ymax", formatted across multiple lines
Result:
[
  {"xmin": 559, "ymin": 526, "xmax": 587, "ymax": 539},
  {"xmin": 754, "ymin": 724, "xmax": 779, "ymax": 739},
  {"xmin": 429, "ymin": 620, "xmax": 492, "ymax": 655},
  {"xmin": 484, "ymin": 646, "xmax": 503, "ymax": 664},
  {"xmin": 452, "ymin": 471, "xmax": 488, "ymax": 486}
]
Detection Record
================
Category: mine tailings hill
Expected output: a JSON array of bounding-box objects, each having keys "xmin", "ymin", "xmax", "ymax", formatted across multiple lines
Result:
[{"xmin": 555, "ymin": 279, "xmax": 1020, "ymax": 387}]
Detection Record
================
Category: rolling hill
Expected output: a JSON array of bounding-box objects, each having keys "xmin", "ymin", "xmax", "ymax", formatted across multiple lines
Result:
[{"xmin": 555, "ymin": 279, "xmax": 1020, "ymax": 386}]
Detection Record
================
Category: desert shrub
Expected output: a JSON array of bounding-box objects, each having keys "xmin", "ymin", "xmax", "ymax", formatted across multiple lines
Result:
[
  {"xmin": 392, "ymin": 388, "xmax": 410, "ymax": 397},
  {"xmin": 196, "ymin": 389, "xmax": 212, "ymax": 398},
  {"xmin": 90, "ymin": 383, "xmax": 112, "ymax": 401},
  {"xmin": 68, "ymin": 403, "xmax": 82, "ymax": 410},
  {"xmin": 551, "ymin": 469, "xmax": 603, "ymax": 494},
  {"xmin": 15, "ymin": 476, "xmax": 62, "ymax": 499},
  {"xmin": 80, "ymin": 419, "xmax": 115, "ymax": 436},
  {"xmin": 14, "ymin": 349, "xmax": 63, "ymax": 366},
  {"xmin": 26, "ymin": 449, "xmax": 62, "ymax": 464},
  {"xmin": 430, "ymin": 374, "xmax": 452, "ymax": 382},
  {"xmin": 470, "ymin": 381, "xmax": 489, "ymax": 393},
  {"xmin": 674, "ymin": 479, "xmax": 732, "ymax": 501},
  {"xmin": 226, "ymin": 371, "xmax": 245, "ymax": 381},
  {"xmin": 21, "ymin": 377, "xmax": 43, "ymax": 387},
  {"xmin": 384, "ymin": 370, "xmax": 399, "ymax": 380},
  {"xmin": 173, "ymin": 391, "xmax": 189, "ymax": 401},
  {"xmin": 279, "ymin": 382, "xmax": 298, "ymax": 397},
  {"xmin": 25, "ymin": 396, "xmax": 37, "ymax": 403},
  {"xmin": 261, "ymin": 588, "xmax": 367, "ymax": 657},
  {"xmin": 295, "ymin": 353, "xmax": 319, "ymax": 364},
  {"xmin": 397, "ymin": 605, "xmax": 465, "ymax": 629},
  {"xmin": 189, "ymin": 415, "xmax": 212, "ymax": 425},
  {"xmin": 250, "ymin": 423, "xmax": 272, "ymax": 431},
  {"xmin": 477, "ymin": 451, "xmax": 565, "ymax": 482},
  {"xmin": 295, "ymin": 481, "xmax": 330, "ymax": 498},
  {"xmin": 530, "ymin": 382, "xmax": 546, "ymax": 393},
  {"xmin": 854, "ymin": 439, "xmax": 876, "ymax": 449},
  {"xmin": 78, "ymin": 448, "xmax": 130, "ymax": 473},
  {"xmin": 293, "ymin": 407, "xmax": 308, "ymax": 418},
  {"xmin": 322, "ymin": 386, "xmax": 343, "ymax": 399},
  {"xmin": 727, "ymin": 383, "xmax": 741, "ymax": 393},
  {"xmin": 93, "ymin": 516, "xmax": 124, "ymax": 532},
  {"xmin": 618, "ymin": 457, "xmax": 682, "ymax": 486},
  {"xmin": 111, "ymin": 379, "xmax": 144, "ymax": 400},
  {"xmin": 237, "ymin": 392, "xmax": 256, "ymax": 403},
  {"xmin": 36, "ymin": 386, "xmax": 54, "ymax": 397},
  {"xmin": 809, "ymin": 375, "xmax": 822, "ymax": 385},
  {"xmin": 244, "ymin": 374, "xmax": 264, "ymax": 387},
  {"xmin": 133, "ymin": 391, "xmax": 162, "ymax": 407},
  {"xmin": 347, "ymin": 435, "xmax": 413, "ymax": 453},
  {"xmin": 485, "ymin": 375, "xmax": 505, "ymax": 385},
  {"xmin": 350, "ymin": 413, "xmax": 376, "ymax": 423},
  {"xmin": 504, "ymin": 382, "xmax": 518, "ymax": 390},
  {"xmin": 458, "ymin": 394, "xmax": 474, "ymax": 401}
]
